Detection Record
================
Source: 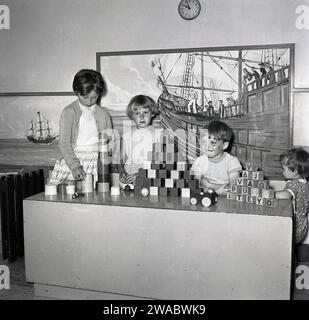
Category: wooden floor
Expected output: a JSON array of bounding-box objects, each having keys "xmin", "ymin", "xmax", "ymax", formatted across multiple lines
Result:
[{"xmin": 1, "ymin": 247, "xmax": 309, "ymax": 300}]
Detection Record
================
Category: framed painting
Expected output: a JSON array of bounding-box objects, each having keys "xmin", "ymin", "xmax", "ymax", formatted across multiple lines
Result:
[{"xmin": 97, "ymin": 44, "xmax": 293, "ymax": 179}]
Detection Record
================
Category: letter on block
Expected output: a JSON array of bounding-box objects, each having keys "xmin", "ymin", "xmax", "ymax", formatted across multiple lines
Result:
[
  {"xmin": 252, "ymin": 171, "xmax": 264, "ymax": 180},
  {"xmin": 227, "ymin": 192, "xmax": 236, "ymax": 200},
  {"xmin": 165, "ymin": 179, "xmax": 174, "ymax": 188},
  {"xmin": 147, "ymin": 169, "xmax": 156, "ymax": 179},
  {"xmin": 265, "ymin": 199, "xmax": 278, "ymax": 207},
  {"xmin": 258, "ymin": 180, "xmax": 270, "ymax": 189},
  {"xmin": 236, "ymin": 194, "xmax": 244, "ymax": 202},
  {"xmin": 262, "ymin": 189, "xmax": 275, "ymax": 199},
  {"xmin": 256, "ymin": 197, "xmax": 264, "ymax": 206}
]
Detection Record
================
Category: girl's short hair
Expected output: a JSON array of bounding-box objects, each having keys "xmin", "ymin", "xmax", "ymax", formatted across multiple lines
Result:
[
  {"xmin": 73, "ymin": 69, "xmax": 107, "ymax": 97},
  {"xmin": 207, "ymin": 120, "xmax": 233, "ymax": 143},
  {"xmin": 280, "ymin": 148, "xmax": 309, "ymax": 178},
  {"xmin": 126, "ymin": 95, "xmax": 159, "ymax": 120}
]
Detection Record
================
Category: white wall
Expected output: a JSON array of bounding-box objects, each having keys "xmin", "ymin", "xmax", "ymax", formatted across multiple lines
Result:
[{"xmin": 0, "ymin": 0, "xmax": 309, "ymax": 144}]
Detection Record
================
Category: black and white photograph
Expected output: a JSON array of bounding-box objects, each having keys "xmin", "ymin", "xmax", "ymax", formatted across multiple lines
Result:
[{"xmin": 0, "ymin": 0, "xmax": 309, "ymax": 310}]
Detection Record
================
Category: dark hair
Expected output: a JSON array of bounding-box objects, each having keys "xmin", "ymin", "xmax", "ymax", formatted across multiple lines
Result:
[
  {"xmin": 72, "ymin": 69, "xmax": 107, "ymax": 97},
  {"xmin": 126, "ymin": 95, "xmax": 158, "ymax": 120},
  {"xmin": 207, "ymin": 120, "xmax": 233, "ymax": 143},
  {"xmin": 280, "ymin": 148, "xmax": 309, "ymax": 178}
]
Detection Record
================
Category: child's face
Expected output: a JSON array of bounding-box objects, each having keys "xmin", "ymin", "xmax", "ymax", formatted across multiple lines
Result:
[
  {"xmin": 132, "ymin": 106, "xmax": 153, "ymax": 129},
  {"xmin": 78, "ymin": 90, "xmax": 99, "ymax": 108},
  {"xmin": 201, "ymin": 134, "xmax": 229, "ymax": 159},
  {"xmin": 281, "ymin": 164, "xmax": 297, "ymax": 180}
]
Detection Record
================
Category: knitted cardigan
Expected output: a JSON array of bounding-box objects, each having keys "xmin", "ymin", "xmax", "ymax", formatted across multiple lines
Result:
[{"xmin": 59, "ymin": 100, "xmax": 113, "ymax": 170}]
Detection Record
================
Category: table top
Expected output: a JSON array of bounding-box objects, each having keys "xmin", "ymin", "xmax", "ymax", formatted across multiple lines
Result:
[{"xmin": 25, "ymin": 191, "xmax": 292, "ymax": 218}]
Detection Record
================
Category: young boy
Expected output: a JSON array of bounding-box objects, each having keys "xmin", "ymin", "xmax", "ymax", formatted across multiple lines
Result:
[{"xmin": 192, "ymin": 121, "xmax": 242, "ymax": 195}]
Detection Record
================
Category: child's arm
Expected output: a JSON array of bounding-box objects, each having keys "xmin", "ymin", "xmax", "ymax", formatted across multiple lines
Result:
[
  {"xmin": 275, "ymin": 190, "xmax": 292, "ymax": 199},
  {"xmin": 206, "ymin": 170, "xmax": 240, "ymax": 195}
]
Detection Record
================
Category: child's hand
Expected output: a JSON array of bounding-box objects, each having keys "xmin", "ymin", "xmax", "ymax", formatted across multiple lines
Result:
[
  {"xmin": 72, "ymin": 166, "xmax": 86, "ymax": 181},
  {"xmin": 215, "ymin": 184, "xmax": 229, "ymax": 195}
]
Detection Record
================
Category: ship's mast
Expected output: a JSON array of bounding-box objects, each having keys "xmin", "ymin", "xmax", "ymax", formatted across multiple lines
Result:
[
  {"xmin": 36, "ymin": 112, "xmax": 43, "ymax": 138},
  {"xmin": 201, "ymin": 52, "xmax": 205, "ymax": 108}
]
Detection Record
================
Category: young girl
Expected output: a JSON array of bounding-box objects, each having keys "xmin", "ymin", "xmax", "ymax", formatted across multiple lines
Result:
[
  {"xmin": 276, "ymin": 148, "xmax": 309, "ymax": 244},
  {"xmin": 119, "ymin": 95, "xmax": 161, "ymax": 185},
  {"xmin": 49, "ymin": 69, "xmax": 113, "ymax": 185}
]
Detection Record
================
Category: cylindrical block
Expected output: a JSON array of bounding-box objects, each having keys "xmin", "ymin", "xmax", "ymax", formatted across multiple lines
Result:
[
  {"xmin": 57, "ymin": 183, "xmax": 66, "ymax": 196},
  {"xmin": 81, "ymin": 182, "xmax": 93, "ymax": 193},
  {"xmin": 76, "ymin": 180, "xmax": 82, "ymax": 192},
  {"xmin": 97, "ymin": 182, "xmax": 110, "ymax": 193},
  {"xmin": 45, "ymin": 184, "xmax": 57, "ymax": 196},
  {"xmin": 66, "ymin": 185, "xmax": 75, "ymax": 195},
  {"xmin": 111, "ymin": 186, "xmax": 120, "ymax": 196}
]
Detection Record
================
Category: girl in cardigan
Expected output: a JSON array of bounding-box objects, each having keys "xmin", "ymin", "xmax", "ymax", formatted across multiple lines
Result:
[{"xmin": 49, "ymin": 69, "xmax": 113, "ymax": 185}]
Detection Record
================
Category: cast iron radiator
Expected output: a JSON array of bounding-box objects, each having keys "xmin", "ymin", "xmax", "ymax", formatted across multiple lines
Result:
[{"xmin": 0, "ymin": 169, "xmax": 45, "ymax": 262}]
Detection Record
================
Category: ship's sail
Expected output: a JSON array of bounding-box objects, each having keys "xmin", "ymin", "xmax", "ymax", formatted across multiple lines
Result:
[{"xmin": 26, "ymin": 112, "xmax": 58, "ymax": 144}]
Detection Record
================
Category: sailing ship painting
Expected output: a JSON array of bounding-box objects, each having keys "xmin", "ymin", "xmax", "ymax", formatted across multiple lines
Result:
[
  {"xmin": 26, "ymin": 111, "xmax": 58, "ymax": 144},
  {"xmin": 98, "ymin": 45, "xmax": 291, "ymax": 179}
]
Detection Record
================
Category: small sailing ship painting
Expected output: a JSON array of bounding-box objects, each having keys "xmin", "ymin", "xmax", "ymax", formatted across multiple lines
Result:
[{"xmin": 26, "ymin": 111, "xmax": 58, "ymax": 144}]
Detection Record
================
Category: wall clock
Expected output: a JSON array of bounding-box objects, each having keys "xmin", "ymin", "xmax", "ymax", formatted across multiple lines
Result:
[{"xmin": 178, "ymin": 0, "xmax": 201, "ymax": 20}]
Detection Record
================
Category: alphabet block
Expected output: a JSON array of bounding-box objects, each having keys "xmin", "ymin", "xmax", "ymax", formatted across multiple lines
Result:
[
  {"xmin": 258, "ymin": 180, "xmax": 270, "ymax": 189},
  {"xmin": 264, "ymin": 199, "xmax": 278, "ymax": 207},
  {"xmin": 252, "ymin": 171, "xmax": 264, "ymax": 180},
  {"xmin": 231, "ymin": 185, "xmax": 237, "ymax": 193},
  {"xmin": 150, "ymin": 186, "xmax": 159, "ymax": 196},
  {"xmin": 165, "ymin": 179, "xmax": 174, "ymax": 188},
  {"xmin": 236, "ymin": 194, "xmax": 245, "ymax": 202},
  {"xmin": 159, "ymin": 187, "xmax": 168, "ymax": 196},
  {"xmin": 176, "ymin": 180, "xmax": 185, "ymax": 188},
  {"xmin": 227, "ymin": 192, "xmax": 236, "ymax": 200},
  {"xmin": 246, "ymin": 195, "xmax": 253, "ymax": 203},
  {"xmin": 147, "ymin": 169, "xmax": 156, "ymax": 179},
  {"xmin": 181, "ymin": 188, "xmax": 191, "ymax": 198},
  {"xmin": 169, "ymin": 188, "xmax": 180, "ymax": 197},
  {"xmin": 245, "ymin": 162, "xmax": 259, "ymax": 171},
  {"xmin": 142, "ymin": 161, "xmax": 152, "ymax": 170},
  {"xmin": 262, "ymin": 189, "xmax": 275, "ymax": 199},
  {"xmin": 256, "ymin": 197, "xmax": 264, "ymax": 206},
  {"xmin": 170, "ymin": 170, "xmax": 180, "ymax": 180},
  {"xmin": 242, "ymin": 170, "xmax": 252, "ymax": 179},
  {"xmin": 246, "ymin": 180, "xmax": 254, "ymax": 188},
  {"xmin": 251, "ymin": 188, "xmax": 259, "ymax": 197}
]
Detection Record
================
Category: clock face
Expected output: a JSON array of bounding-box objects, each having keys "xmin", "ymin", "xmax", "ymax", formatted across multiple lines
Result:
[{"xmin": 178, "ymin": 0, "xmax": 201, "ymax": 20}]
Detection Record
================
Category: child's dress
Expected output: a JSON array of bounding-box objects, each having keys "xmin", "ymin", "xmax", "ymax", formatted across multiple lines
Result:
[
  {"xmin": 122, "ymin": 126, "xmax": 162, "ymax": 175},
  {"xmin": 284, "ymin": 179, "xmax": 309, "ymax": 243},
  {"xmin": 49, "ymin": 103, "xmax": 99, "ymax": 185}
]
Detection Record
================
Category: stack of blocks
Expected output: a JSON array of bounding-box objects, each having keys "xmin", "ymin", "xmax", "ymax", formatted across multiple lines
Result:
[
  {"xmin": 226, "ymin": 162, "xmax": 278, "ymax": 207},
  {"xmin": 134, "ymin": 134, "xmax": 200, "ymax": 197}
]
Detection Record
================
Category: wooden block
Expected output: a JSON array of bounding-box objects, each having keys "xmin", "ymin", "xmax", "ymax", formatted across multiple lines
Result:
[
  {"xmin": 153, "ymin": 178, "xmax": 162, "ymax": 188},
  {"xmin": 165, "ymin": 179, "xmax": 174, "ymax": 188},
  {"xmin": 231, "ymin": 185, "xmax": 237, "ymax": 193},
  {"xmin": 258, "ymin": 180, "xmax": 270, "ymax": 189},
  {"xmin": 253, "ymin": 180, "xmax": 259, "ymax": 188},
  {"xmin": 246, "ymin": 180, "xmax": 253, "ymax": 188},
  {"xmin": 256, "ymin": 197, "xmax": 264, "ymax": 206},
  {"xmin": 159, "ymin": 170, "xmax": 167, "ymax": 178},
  {"xmin": 188, "ymin": 180, "xmax": 199, "ymax": 190},
  {"xmin": 251, "ymin": 188, "xmax": 259, "ymax": 197},
  {"xmin": 236, "ymin": 194, "xmax": 244, "ymax": 202},
  {"xmin": 159, "ymin": 187, "xmax": 168, "ymax": 196},
  {"xmin": 134, "ymin": 186, "xmax": 142, "ymax": 195},
  {"xmin": 242, "ymin": 187, "xmax": 248, "ymax": 195},
  {"xmin": 166, "ymin": 164, "xmax": 175, "ymax": 171},
  {"xmin": 264, "ymin": 199, "xmax": 278, "ymax": 207},
  {"xmin": 236, "ymin": 178, "xmax": 244, "ymax": 186},
  {"xmin": 227, "ymin": 192, "xmax": 236, "ymax": 200},
  {"xmin": 147, "ymin": 169, "xmax": 156, "ymax": 179},
  {"xmin": 252, "ymin": 171, "xmax": 264, "ymax": 180},
  {"xmin": 170, "ymin": 170, "xmax": 179, "ymax": 180},
  {"xmin": 176, "ymin": 180, "xmax": 185, "ymax": 188},
  {"xmin": 236, "ymin": 186, "xmax": 242, "ymax": 194},
  {"xmin": 242, "ymin": 171, "xmax": 252, "ymax": 179},
  {"xmin": 262, "ymin": 189, "xmax": 275, "ymax": 199},
  {"xmin": 169, "ymin": 188, "xmax": 180, "ymax": 197},
  {"xmin": 135, "ymin": 177, "xmax": 144, "ymax": 186},
  {"xmin": 138, "ymin": 168, "xmax": 147, "ymax": 178},
  {"xmin": 246, "ymin": 195, "xmax": 253, "ymax": 203},
  {"xmin": 143, "ymin": 178, "xmax": 151, "ymax": 188},
  {"xmin": 177, "ymin": 162, "xmax": 187, "ymax": 171},
  {"xmin": 245, "ymin": 162, "xmax": 259, "ymax": 171},
  {"xmin": 142, "ymin": 161, "xmax": 152, "ymax": 170},
  {"xmin": 150, "ymin": 186, "xmax": 158, "ymax": 196},
  {"xmin": 181, "ymin": 188, "xmax": 191, "ymax": 198},
  {"xmin": 151, "ymin": 163, "xmax": 160, "ymax": 170}
]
